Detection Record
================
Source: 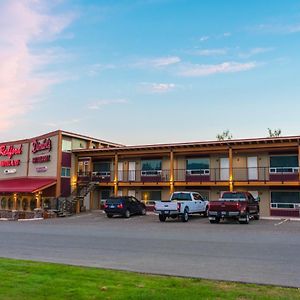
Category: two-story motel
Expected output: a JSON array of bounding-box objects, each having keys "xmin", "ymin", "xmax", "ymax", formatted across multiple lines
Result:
[
  {"xmin": 1, "ymin": 131, "xmax": 300, "ymax": 219},
  {"xmin": 74, "ymin": 135, "xmax": 300, "ymax": 218},
  {"xmin": 0, "ymin": 130, "xmax": 120, "ymax": 218}
]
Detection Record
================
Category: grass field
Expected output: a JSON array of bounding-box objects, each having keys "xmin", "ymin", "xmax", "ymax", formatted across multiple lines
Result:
[{"xmin": 0, "ymin": 258, "xmax": 299, "ymax": 300}]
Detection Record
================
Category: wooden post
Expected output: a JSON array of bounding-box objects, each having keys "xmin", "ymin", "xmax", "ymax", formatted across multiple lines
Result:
[
  {"xmin": 13, "ymin": 194, "xmax": 17, "ymax": 210},
  {"xmin": 170, "ymin": 150, "xmax": 174, "ymax": 195},
  {"xmin": 229, "ymin": 147, "xmax": 233, "ymax": 191},
  {"xmin": 298, "ymin": 144, "xmax": 300, "ymax": 182},
  {"xmin": 114, "ymin": 153, "xmax": 118, "ymax": 196},
  {"xmin": 36, "ymin": 193, "xmax": 41, "ymax": 209}
]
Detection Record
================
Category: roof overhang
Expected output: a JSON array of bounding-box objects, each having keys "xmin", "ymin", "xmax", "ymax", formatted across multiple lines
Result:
[{"xmin": 0, "ymin": 178, "xmax": 56, "ymax": 193}]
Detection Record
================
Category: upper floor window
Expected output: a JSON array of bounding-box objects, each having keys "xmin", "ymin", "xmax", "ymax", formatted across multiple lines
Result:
[
  {"xmin": 270, "ymin": 155, "xmax": 298, "ymax": 173},
  {"xmin": 61, "ymin": 167, "xmax": 71, "ymax": 177},
  {"xmin": 141, "ymin": 159, "xmax": 162, "ymax": 171},
  {"xmin": 186, "ymin": 158, "xmax": 210, "ymax": 175},
  {"xmin": 62, "ymin": 139, "xmax": 72, "ymax": 152},
  {"xmin": 93, "ymin": 161, "xmax": 111, "ymax": 172}
]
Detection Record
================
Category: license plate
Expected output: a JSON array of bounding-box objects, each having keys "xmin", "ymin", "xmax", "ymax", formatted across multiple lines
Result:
[
  {"xmin": 110, "ymin": 205, "xmax": 115, "ymax": 208},
  {"xmin": 221, "ymin": 211, "xmax": 226, "ymax": 215}
]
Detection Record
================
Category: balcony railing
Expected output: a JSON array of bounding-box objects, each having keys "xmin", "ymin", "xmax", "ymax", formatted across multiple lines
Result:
[{"xmin": 77, "ymin": 167, "xmax": 300, "ymax": 183}]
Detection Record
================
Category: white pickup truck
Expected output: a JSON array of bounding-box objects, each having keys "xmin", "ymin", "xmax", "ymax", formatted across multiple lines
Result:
[{"xmin": 155, "ymin": 191, "xmax": 209, "ymax": 222}]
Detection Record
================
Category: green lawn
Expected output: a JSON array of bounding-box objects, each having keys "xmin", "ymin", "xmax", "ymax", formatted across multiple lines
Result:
[{"xmin": 0, "ymin": 258, "xmax": 299, "ymax": 300}]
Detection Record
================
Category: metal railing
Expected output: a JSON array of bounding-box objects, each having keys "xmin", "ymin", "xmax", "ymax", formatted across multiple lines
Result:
[{"xmin": 77, "ymin": 167, "xmax": 300, "ymax": 183}]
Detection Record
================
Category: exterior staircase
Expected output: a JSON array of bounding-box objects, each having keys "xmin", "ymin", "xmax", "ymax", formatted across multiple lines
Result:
[{"xmin": 56, "ymin": 182, "xmax": 97, "ymax": 217}]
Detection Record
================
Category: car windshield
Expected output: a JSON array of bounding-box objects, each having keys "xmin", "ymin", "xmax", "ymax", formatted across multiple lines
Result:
[
  {"xmin": 221, "ymin": 193, "xmax": 246, "ymax": 201},
  {"xmin": 171, "ymin": 193, "xmax": 192, "ymax": 201}
]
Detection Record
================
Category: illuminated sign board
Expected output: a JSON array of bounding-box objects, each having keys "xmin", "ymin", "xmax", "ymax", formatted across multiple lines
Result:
[
  {"xmin": 31, "ymin": 138, "xmax": 52, "ymax": 168},
  {"xmin": 0, "ymin": 144, "xmax": 23, "ymax": 167}
]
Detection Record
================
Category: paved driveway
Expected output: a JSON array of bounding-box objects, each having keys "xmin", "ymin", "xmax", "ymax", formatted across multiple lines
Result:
[{"xmin": 0, "ymin": 212, "xmax": 299, "ymax": 287}]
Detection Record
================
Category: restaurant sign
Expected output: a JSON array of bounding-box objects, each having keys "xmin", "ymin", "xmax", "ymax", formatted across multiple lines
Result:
[
  {"xmin": 0, "ymin": 144, "xmax": 22, "ymax": 167},
  {"xmin": 31, "ymin": 138, "xmax": 52, "ymax": 164}
]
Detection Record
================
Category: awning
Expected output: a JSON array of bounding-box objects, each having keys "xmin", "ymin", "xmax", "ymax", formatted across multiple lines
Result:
[{"xmin": 0, "ymin": 178, "xmax": 56, "ymax": 193}]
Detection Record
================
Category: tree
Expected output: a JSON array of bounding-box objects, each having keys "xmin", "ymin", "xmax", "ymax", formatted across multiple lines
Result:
[
  {"xmin": 267, "ymin": 128, "xmax": 281, "ymax": 138},
  {"xmin": 216, "ymin": 130, "xmax": 233, "ymax": 141}
]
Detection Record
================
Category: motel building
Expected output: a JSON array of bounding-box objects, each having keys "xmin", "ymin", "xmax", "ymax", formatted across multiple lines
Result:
[
  {"xmin": 1, "ymin": 130, "xmax": 300, "ymax": 219},
  {"xmin": 74, "ymin": 135, "xmax": 300, "ymax": 219},
  {"xmin": 0, "ymin": 131, "xmax": 120, "ymax": 219}
]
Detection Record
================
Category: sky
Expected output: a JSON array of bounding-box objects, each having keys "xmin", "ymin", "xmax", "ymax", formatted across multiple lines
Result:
[{"xmin": 1, "ymin": 0, "xmax": 300, "ymax": 145}]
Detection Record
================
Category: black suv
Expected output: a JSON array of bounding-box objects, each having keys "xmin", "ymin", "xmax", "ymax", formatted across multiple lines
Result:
[{"xmin": 104, "ymin": 196, "xmax": 146, "ymax": 218}]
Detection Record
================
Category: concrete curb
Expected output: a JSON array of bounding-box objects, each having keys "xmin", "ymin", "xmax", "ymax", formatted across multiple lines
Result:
[{"xmin": 261, "ymin": 217, "xmax": 300, "ymax": 222}]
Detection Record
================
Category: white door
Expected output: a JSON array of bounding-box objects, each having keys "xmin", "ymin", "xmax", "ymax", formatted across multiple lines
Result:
[
  {"xmin": 128, "ymin": 162, "xmax": 136, "ymax": 181},
  {"xmin": 220, "ymin": 158, "xmax": 229, "ymax": 180},
  {"xmin": 247, "ymin": 157, "xmax": 258, "ymax": 180},
  {"xmin": 118, "ymin": 162, "xmax": 123, "ymax": 181},
  {"xmin": 128, "ymin": 190, "xmax": 136, "ymax": 197},
  {"xmin": 117, "ymin": 190, "xmax": 122, "ymax": 196}
]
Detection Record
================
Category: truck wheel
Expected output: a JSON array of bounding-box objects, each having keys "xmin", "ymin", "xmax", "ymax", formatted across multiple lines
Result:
[
  {"xmin": 203, "ymin": 206, "xmax": 208, "ymax": 217},
  {"xmin": 254, "ymin": 213, "xmax": 260, "ymax": 220},
  {"xmin": 239, "ymin": 213, "xmax": 249, "ymax": 224},
  {"xmin": 159, "ymin": 214, "xmax": 166, "ymax": 222},
  {"xmin": 210, "ymin": 217, "xmax": 220, "ymax": 224},
  {"xmin": 140, "ymin": 207, "xmax": 146, "ymax": 215},
  {"xmin": 124, "ymin": 210, "xmax": 130, "ymax": 218},
  {"xmin": 181, "ymin": 210, "xmax": 189, "ymax": 222}
]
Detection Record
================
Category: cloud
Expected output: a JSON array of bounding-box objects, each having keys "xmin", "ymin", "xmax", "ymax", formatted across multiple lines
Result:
[
  {"xmin": 199, "ymin": 36, "xmax": 209, "ymax": 42},
  {"xmin": 239, "ymin": 47, "xmax": 274, "ymax": 58},
  {"xmin": 87, "ymin": 99, "xmax": 128, "ymax": 110},
  {"xmin": 133, "ymin": 56, "xmax": 181, "ymax": 68},
  {"xmin": 223, "ymin": 32, "xmax": 231, "ymax": 37},
  {"xmin": 190, "ymin": 48, "xmax": 227, "ymax": 56},
  {"xmin": 0, "ymin": 0, "xmax": 74, "ymax": 131},
  {"xmin": 45, "ymin": 118, "xmax": 84, "ymax": 128},
  {"xmin": 254, "ymin": 23, "xmax": 300, "ymax": 34},
  {"xmin": 87, "ymin": 63, "xmax": 116, "ymax": 76},
  {"xmin": 178, "ymin": 61, "xmax": 257, "ymax": 77},
  {"xmin": 140, "ymin": 82, "xmax": 176, "ymax": 93}
]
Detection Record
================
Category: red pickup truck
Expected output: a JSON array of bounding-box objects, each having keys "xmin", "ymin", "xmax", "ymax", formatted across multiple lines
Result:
[{"xmin": 208, "ymin": 191, "xmax": 260, "ymax": 224}]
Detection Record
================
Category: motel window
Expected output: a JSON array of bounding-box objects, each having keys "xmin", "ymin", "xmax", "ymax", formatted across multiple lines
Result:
[
  {"xmin": 186, "ymin": 158, "xmax": 210, "ymax": 170},
  {"xmin": 61, "ymin": 167, "xmax": 71, "ymax": 177},
  {"xmin": 141, "ymin": 160, "xmax": 162, "ymax": 171},
  {"xmin": 93, "ymin": 162, "xmax": 111, "ymax": 172},
  {"xmin": 142, "ymin": 190, "xmax": 161, "ymax": 204},
  {"xmin": 271, "ymin": 192, "xmax": 300, "ymax": 209},
  {"xmin": 270, "ymin": 156, "xmax": 298, "ymax": 167},
  {"xmin": 62, "ymin": 139, "xmax": 72, "ymax": 152}
]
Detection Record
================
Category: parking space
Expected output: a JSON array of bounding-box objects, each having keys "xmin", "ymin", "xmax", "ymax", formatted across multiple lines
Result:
[{"xmin": 1, "ymin": 211, "xmax": 300, "ymax": 287}]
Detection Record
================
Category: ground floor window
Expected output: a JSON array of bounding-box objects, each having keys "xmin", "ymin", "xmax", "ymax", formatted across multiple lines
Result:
[
  {"xmin": 1, "ymin": 197, "xmax": 6, "ymax": 209},
  {"xmin": 141, "ymin": 190, "xmax": 161, "ymax": 204},
  {"xmin": 271, "ymin": 191, "xmax": 300, "ymax": 209}
]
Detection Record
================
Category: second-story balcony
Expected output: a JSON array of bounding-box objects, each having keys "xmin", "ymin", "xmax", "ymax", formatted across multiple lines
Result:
[{"xmin": 77, "ymin": 167, "xmax": 300, "ymax": 184}]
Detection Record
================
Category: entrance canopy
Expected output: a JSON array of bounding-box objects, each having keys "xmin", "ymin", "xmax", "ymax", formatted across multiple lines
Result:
[{"xmin": 0, "ymin": 178, "xmax": 56, "ymax": 193}]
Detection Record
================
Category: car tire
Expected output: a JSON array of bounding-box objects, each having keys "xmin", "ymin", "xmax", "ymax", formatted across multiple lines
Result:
[
  {"xmin": 106, "ymin": 213, "xmax": 113, "ymax": 218},
  {"xmin": 124, "ymin": 209, "xmax": 130, "ymax": 218},
  {"xmin": 140, "ymin": 207, "xmax": 146, "ymax": 215},
  {"xmin": 203, "ymin": 206, "xmax": 208, "ymax": 217},
  {"xmin": 159, "ymin": 214, "xmax": 166, "ymax": 222},
  {"xmin": 210, "ymin": 217, "xmax": 220, "ymax": 224},
  {"xmin": 239, "ymin": 213, "xmax": 249, "ymax": 224},
  {"xmin": 254, "ymin": 213, "xmax": 260, "ymax": 220},
  {"xmin": 181, "ymin": 210, "xmax": 189, "ymax": 222}
]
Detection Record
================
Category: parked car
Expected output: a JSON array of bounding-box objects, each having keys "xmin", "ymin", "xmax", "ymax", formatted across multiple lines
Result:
[
  {"xmin": 208, "ymin": 191, "xmax": 260, "ymax": 224},
  {"xmin": 155, "ymin": 191, "xmax": 209, "ymax": 222},
  {"xmin": 104, "ymin": 196, "xmax": 146, "ymax": 218}
]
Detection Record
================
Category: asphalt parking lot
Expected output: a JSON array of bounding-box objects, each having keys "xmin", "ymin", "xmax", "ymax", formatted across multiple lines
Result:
[{"xmin": 0, "ymin": 212, "xmax": 300, "ymax": 287}]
